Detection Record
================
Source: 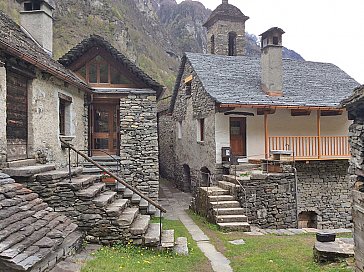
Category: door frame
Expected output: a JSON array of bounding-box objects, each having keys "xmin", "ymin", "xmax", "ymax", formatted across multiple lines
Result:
[
  {"xmin": 90, "ymin": 101, "xmax": 120, "ymax": 156},
  {"xmin": 229, "ymin": 117, "xmax": 247, "ymax": 158}
]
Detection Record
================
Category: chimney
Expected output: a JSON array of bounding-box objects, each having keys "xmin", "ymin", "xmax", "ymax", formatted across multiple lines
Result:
[
  {"xmin": 222, "ymin": 0, "xmax": 229, "ymax": 4},
  {"xmin": 17, "ymin": 0, "xmax": 55, "ymax": 56},
  {"xmin": 260, "ymin": 27, "xmax": 285, "ymax": 96}
]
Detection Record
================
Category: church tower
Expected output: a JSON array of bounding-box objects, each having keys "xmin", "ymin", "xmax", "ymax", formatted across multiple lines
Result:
[{"xmin": 203, "ymin": 0, "xmax": 249, "ymax": 56}]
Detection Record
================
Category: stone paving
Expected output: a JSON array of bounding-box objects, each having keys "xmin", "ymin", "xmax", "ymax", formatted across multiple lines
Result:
[
  {"xmin": 159, "ymin": 182, "xmax": 233, "ymax": 272},
  {"xmin": 246, "ymin": 226, "xmax": 352, "ymax": 236}
]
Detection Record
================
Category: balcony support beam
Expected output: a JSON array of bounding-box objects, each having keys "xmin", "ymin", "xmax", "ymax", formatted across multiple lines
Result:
[{"xmin": 317, "ymin": 110, "xmax": 321, "ymax": 159}]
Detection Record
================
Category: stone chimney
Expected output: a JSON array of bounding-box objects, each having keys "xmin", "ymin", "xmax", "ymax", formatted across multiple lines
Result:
[
  {"xmin": 17, "ymin": 0, "xmax": 55, "ymax": 56},
  {"xmin": 260, "ymin": 27, "xmax": 285, "ymax": 96},
  {"xmin": 222, "ymin": 0, "xmax": 229, "ymax": 4}
]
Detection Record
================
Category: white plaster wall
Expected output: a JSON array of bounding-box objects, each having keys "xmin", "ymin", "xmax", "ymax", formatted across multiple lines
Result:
[
  {"xmin": 29, "ymin": 73, "xmax": 86, "ymax": 167},
  {"xmin": 215, "ymin": 108, "xmax": 352, "ymax": 162},
  {"xmin": 0, "ymin": 66, "xmax": 6, "ymax": 166}
]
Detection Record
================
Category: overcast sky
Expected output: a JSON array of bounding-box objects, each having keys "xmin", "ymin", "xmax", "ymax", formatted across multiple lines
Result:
[{"xmin": 176, "ymin": 0, "xmax": 364, "ymax": 85}]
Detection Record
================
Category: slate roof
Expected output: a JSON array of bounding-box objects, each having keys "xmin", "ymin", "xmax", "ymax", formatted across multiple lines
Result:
[
  {"xmin": 0, "ymin": 11, "xmax": 90, "ymax": 92},
  {"xmin": 59, "ymin": 35, "xmax": 164, "ymax": 97},
  {"xmin": 171, "ymin": 52, "xmax": 359, "ymax": 110},
  {"xmin": 0, "ymin": 173, "xmax": 80, "ymax": 271},
  {"xmin": 203, "ymin": 2, "xmax": 249, "ymax": 28}
]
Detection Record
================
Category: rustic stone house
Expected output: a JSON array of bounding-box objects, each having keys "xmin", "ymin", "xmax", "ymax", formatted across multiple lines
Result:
[
  {"xmin": 342, "ymin": 85, "xmax": 364, "ymax": 271},
  {"xmin": 159, "ymin": 0, "xmax": 359, "ymax": 229}
]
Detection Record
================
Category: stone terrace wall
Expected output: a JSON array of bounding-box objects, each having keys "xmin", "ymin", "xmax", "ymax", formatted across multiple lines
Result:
[
  {"xmin": 0, "ymin": 65, "xmax": 6, "ymax": 168},
  {"xmin": 119, "ymin": 93, "xmax": 159, "ymax": 200},
  {"xmin": 237, "ymin": 173, "xmax": 297, "ymax": 229},
  {"xmin": 295, "ymin": 160, "xmax": 353, "ymax": 229}
]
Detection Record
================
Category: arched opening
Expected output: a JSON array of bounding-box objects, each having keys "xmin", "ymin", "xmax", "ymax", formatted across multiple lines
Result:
[
  {"xmin": 210, "ymin": 35, "xmax": 215, "ymax": 54},
  {"xmin": 182, "ymin": 164, "xmax": 191, "ymax": 192},
  {"xmin": 200, "ymin": 167, "xmax": 211, "ymax": 187},
  {"xmin": 228, "ymin": 32, "xmax": 237, "ymax": 56},
  {"xmin": 298, "ymin": 211, "xmax": 318, "ymax": 229}
]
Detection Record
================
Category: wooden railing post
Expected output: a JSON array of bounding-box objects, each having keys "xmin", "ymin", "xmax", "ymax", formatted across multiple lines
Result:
[
  {"xmin": 317, "ymin": 110, "xmax": 321, "ymax": 159},
  {"xmin": 264, "ymin": 113, "xmax": 269, "ymax": 159}
]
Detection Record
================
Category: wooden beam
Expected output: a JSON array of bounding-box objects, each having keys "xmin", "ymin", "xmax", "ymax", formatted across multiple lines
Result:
[
  {"xmin": 291, "ymin": 109, "xmax": 311, "ymax": 116},
  {"xmin": 220, "ymin": 103, "xmax": 340, "ymax": 111},
  {"xmin": 317, "ymin": 110, "xmax": 321, "ymax": 159},
  {"xmin": 184, "ymin": 75, "xmax": 193, "ymax": 83},
  {"xmin": 257, "ymin": 108, "xmax": 276, "ymax": 115},
  {"xmin": 264, "ymin": 113, "xmax": 269, "ymax": 159},
  {"xmin": 320, "ymin": 109, "xmax": 343, "ymax": 116}
]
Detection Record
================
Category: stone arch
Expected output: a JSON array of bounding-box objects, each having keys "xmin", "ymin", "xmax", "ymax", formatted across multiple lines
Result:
[
  {"xmin": 200, "ymin": 166, "xmax": 211, "ymax": 187},
  {"xmin": 298, "ymin": 211, "xmax": 318, "ymax": 229},
  {"xmin": 182, "ymin": 164, "xmax": 191, "ymax": 192},
  {"xmin": 228, "ymin": 32, "xmax": 237, "ymax": 56}
]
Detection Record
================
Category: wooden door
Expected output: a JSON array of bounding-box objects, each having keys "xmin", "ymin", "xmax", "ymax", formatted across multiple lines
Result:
[
  {"xmin": 91, "ymin": 103, "xmax": 119, "ymax": 156},
  {"xmin": 6, "ymin": 72, "xmax": 28, "ymax": 161},
  {"xmin": 230, "ymin": 117, "xmax": 247, "ymax": 157}
]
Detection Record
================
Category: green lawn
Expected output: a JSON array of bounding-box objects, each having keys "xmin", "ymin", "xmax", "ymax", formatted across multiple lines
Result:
[
  {"xmin": 188, "ymin": 211, "xmax": 354, "ymax": 272},
  {"xmin": 81, "ymin": 219, "xmax": 211, "ymax": 272}
]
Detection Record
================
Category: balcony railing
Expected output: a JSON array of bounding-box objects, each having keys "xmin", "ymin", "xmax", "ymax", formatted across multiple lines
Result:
[{"xmin": 268, "ymin": 136, "xmax": 350, "ymax": 160}]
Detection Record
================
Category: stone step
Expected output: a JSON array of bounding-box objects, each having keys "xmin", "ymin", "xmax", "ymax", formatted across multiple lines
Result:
[
  {"xmin": 139, "ymin": 199, "xmax": 149, "ymax": 209},
  {"xmin": 93, "ymin": 191, "xmax": 117, "ymax": 207},
  {"xmin": 106, "ymin": 199, "xmax": 129, "ymax": 217},
  {"xmin": 208, "ymin": 195, "xmax": 235, "ymax": 202},
  {"xmin": 144, "ymin": 223, "xmax": 161, "ymax": 246},
  {"xmin": 213, "ymin": 207, "xmax": 246, "ymax": 215},
  {"xmin": 115, "ymin": 182, "xmax": 126, "ymax": 192},
  {"xmin": 147, "ymin": 204, "xmax": 157, "ymax": 216},
  {"xmin": 161, "ymin": 229, "xmax": 175, "ymax": 248},
  {"xmin": 173, "ymin": 237, "xmax": 188, "ymax": 256},
  {"xmin": 35, "ymin": 167, "xmax": 83, "ymax": 181},
  {"xmin": 229, "ymin": 163, "xmax": 260, "ymax": 173},
  {"xmin": 215, "ymin": 214, "xmax": 248, "ymax": 223},
  {"xmin": 90, "ymin": 156, "xmax": 121, "ymax": 162},
  {"xmin": 6, "ymin": 159, "xmax": 36, "ymax": 168},
  {"xmin": 217, "ymin": 222, "xmax": 251, "ymax": 232},
  {"xmin": 218, "ymin": 180, "xmax": 242, "ymax": 191},
  {"xmin": 130, "ymin": 215, "xmax": 150, "ymax": 236},
  {"xmin": 123, "ymin": 188, "xmax": 133, "ymax": 198},
  {"xmin": 200, "ymin": 186, "xmax": 230, "ymax": 196},
  {"xmin": 82, "ymin": 168, "xmax": 102, "ymax": 174},
  {"xmin": 3, "ymin": 164, "xmax": 56, "ymax": 177},
  {"xmin": 131, "ymin": 193, "xmax": 142, "ymax": 204},
  {"xmin": 68, "ymin": 175, "xmax": 99, "ymax": 190},
  {"xmin": 210, "ymin": 201, "xmax": 241, "ymax": 209},
  {"xmin": 117, "ymin": 207, "xmax": 139, "ymax": 227},
  {"xmin": 83, "ymin": 161, "xmax": 120, "ymax": 167},
  {"xmin": 75, "ymin": 183, "xmax": 105, "ymax": 198}
]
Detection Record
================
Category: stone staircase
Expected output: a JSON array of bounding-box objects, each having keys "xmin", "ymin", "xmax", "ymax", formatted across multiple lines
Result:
[
  {"xmin": 1, "ymin": 160, "xmax": 184, "ymax": 271},
  {"xmin": 81, "ymin": 156, "xmax": 120, "ymax": 175},
  {"xmin": 194, "ymin": 175, "xmax": 251, "ymax": 232}
]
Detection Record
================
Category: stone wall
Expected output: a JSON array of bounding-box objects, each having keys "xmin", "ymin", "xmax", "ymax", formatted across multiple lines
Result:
[
  {"xmin": 295, "ymin": 160, "xmax": 353, "ymax": 229},
  {"xmin": 119, "ymin": 93, "xmax": 159, "ymax": 199},
  {"xmin": 29, "ymin": 71, "xmax": 87, "ymax": 168},
  {"xmin": 237, "ymin": 173, "xmax": 297, "ymax": 229},
  {"xmin": 0, "ymin": 64, "xmax": 6, "ymax": 167},
  {"xmin": 353, "ymin": 190, "xmax": 364, "ymax": 272},
  {"xmin": 158, "ymin": 112, "xmax": 176, "ymax": 181},
  {"xmin": 207, "ymin": 20, "xmax": 246, "ymax": 56},
  {"xmin": 169, "ymin": 60, "xmax": 219, "ymax": 191}
]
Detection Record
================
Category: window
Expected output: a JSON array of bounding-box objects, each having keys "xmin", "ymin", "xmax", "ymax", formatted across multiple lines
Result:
[
  {"xmin": 59, "ymin": 93, "xmax": 72, "ymax": 136},
  {"xmin": 228, "ymin": 32, "xmax": 237, "ymax": 56},
  {"xmin": 273, "ymin": 36, "xmax": 279, "ymax": 45},
  {"xmin": 211, "ymin": 35, "xmax": 215, "ymax": 54},
  {"xmin": 76, "ymin": 55, "xmax": 132, "ymax": 86},
  {"xmin": 197, "ymin": 119, "xmax": 205, "ymax": 142},
  {"xmin": 177, "ymin": 121, "xmax": 182, "ymax": 139},
  {"xmin": 184, "ymin": 75, "xmax": 193, "ymax": 96},
  {"xmin": 24, "ymin": 0, "xmax": 41, "ymax": 11}
]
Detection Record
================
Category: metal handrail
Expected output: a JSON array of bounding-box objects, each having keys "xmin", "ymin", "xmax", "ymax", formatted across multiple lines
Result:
[{"xmin": 61, "ymin": 139, "xmax": 166, "ymax": 213}]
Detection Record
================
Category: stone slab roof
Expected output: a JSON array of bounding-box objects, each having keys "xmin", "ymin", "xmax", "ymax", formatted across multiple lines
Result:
[
  {"xmin": 0, "ymin": 173, "xmax": 79, "ymax": 271},
  {"xmin": 203, "ymin": 2, "xmax": 249, "ymax": 28},
  {"xmin": 59, "ymin": 35, "xmax": 164, "ymax": 97},
  {"xmin": 93, "ymin": 88, "xmax": 156, "ymax": 95},
  {"xmin": 0, "ymin": 11, "xmax": 90, "ymax": 92},
  {"xmin": 177, "ymin": 52, "xmax": 359, "ymax": 109}
]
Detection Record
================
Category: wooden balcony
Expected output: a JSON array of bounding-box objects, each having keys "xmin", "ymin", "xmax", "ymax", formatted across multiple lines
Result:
[{"xmin": 268, "ymin": 136, "xmax": 350, "ymax": 160}]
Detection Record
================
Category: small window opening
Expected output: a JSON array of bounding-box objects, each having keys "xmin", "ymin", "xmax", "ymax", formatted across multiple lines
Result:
[
  {"xmin": 298, "ymin": 211, "xmax": 318, "ymax": 229},
  {"xmin": 273, "ymin": 36, "xmax": 279, "ymax": 45},
  {"xmin": 228, "ymin": 32, "xmax": 237, "ymax": 56},
  {"xmin": 200, "ymin": 167, "xmax": 211, "ymax": 186},
  {"xmin": 177, "ymin": 121, "xmax": 182, "ymax": 139},
  {"xmin": 211, "ymin": 35, "xmax": 215, "ymax": 54},
  {"xmin": 197, "ymin": 118, "xmax": 205, "ymax": 142},
  {"xmin": 59, "ymin": 94, "xmax": 72, "ymax": 136},
  {"xmin": 185, "ymin": 81, "xmax": 192, "ymax": 96},
  {"xmin": 24, "ymin": 2, "xmax": 33, "ymax": 11}
]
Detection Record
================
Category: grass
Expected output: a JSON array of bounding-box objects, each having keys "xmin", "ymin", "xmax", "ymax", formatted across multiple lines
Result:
[
  {"xmin": 81, "ymin": 218, "xmax": 211, "ymax": 272},
  {"xmin": 188, "ymin": 211, "xmax": 354, "ymax": 272}
]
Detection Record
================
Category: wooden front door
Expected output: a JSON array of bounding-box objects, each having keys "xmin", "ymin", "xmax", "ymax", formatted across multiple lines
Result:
[
  {"xmin": 91, "ymin": 103, "xmax": 119, "ymax": 156},
  {"xmin": 6, "ymin": 72, "xmax": 28, "ymax": 161},
  {"xmin": 230, "ymin": 117, "xmax": 247, "ymax": 157}
]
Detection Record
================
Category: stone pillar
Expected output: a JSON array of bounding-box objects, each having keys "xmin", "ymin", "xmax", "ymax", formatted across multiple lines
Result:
[{"xmin": 0, "ymin": 62, "xmax": 7, "ymax": 167}]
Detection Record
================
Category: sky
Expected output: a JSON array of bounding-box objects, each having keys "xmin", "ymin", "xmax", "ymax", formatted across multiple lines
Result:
[{"xmin": 176, "ymin": 0, "xmax": 364, "ymax": 85}]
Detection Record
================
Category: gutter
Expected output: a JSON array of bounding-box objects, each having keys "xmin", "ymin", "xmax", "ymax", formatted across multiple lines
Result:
[{"xmin": 220, "ymin": 103, "xmax": 342, "ymax": 111}]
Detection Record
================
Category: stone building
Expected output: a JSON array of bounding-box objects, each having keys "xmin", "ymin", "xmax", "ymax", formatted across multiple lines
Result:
[
  {"xmin": 159, "ymin": 0, "xmax": 359, "ymax": 229},
  {"xmin": 342, "ymin": 85, "xmax": 364, "ymax": 271}
]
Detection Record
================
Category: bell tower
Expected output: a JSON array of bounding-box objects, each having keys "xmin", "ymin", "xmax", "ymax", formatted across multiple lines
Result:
[{"xmin": 203, "ymin": 0, "xmax": 249, "ymax": 56}]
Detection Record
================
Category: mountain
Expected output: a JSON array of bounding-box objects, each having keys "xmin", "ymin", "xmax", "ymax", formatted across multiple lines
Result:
[{"xmin": 0, "ymin": 0, "xmax": 304, "ymax": 91}]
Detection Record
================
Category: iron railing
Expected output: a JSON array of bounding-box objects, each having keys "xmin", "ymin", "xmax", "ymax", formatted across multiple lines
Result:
[{"xmin": 60, "ymin": 139, "xmax": 166, "ymax": 245}]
